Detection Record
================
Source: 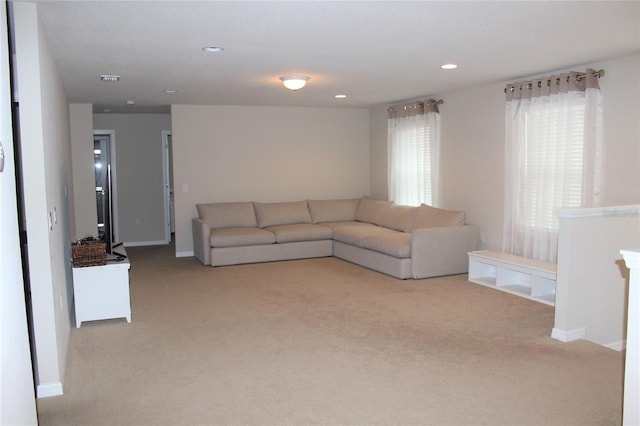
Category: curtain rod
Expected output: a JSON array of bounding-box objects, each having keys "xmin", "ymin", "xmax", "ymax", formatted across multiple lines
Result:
[
  {"xmin": 387, "ymin": 98, "xmax": 444, "ymax": 112},
  {"xmin": 503, "ymin": 69, "xmax": 605, "ymax": 93}
]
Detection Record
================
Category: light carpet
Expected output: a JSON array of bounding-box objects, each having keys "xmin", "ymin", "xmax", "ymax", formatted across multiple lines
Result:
[{"xmin": 37, "ymin": 244, "xmax": 624, "ymax": 425}]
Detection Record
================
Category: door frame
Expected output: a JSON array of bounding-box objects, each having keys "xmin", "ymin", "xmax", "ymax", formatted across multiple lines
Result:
[
  {"xmin": 93, "ymin": 130, "xmax": 119, "ymax": 243},
  {"xmin": 161, "ymin": 130, "xmax": 172, "ymax": 243}
]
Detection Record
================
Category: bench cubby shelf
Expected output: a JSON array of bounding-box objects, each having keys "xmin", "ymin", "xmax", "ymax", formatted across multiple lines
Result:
[{"xmin": 467, "ymin": 250, "xmax": 557, "ymax": 306}]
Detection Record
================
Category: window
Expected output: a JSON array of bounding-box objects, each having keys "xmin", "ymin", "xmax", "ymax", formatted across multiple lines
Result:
[
  {"xmin": 503, "ymin": 70, "xmax": 603, "ymax": 263},
  {"xmin": 387, "ymin": 101, "xmax": 440, "ymax": 207},
  {"xmin": 519, "ymin": 101, "xmax": 586, "ymax": 230}
]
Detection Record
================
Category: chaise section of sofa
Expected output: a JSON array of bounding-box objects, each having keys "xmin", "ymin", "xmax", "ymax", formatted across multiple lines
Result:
[
  {"xmin": 192, "ymin": 197, "xmax": 479, "ymax": 279},
  {"xmin": 329, "ymin": 197, "xmax": 478, "ymax": 279}
]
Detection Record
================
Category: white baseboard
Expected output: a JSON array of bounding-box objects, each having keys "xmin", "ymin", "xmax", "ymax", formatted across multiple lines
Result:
[
  {"xmin": 37, "ymin": 382, "xmax": 63, "ymax": 398},
  {"xmin": 176, "ymin": 250, "xmax": 194, "ymax": 258},
  {"xmin": 123, "ymin": 240, "xmax": 169, "ymax": 247},
  {"xmin": 551, "ymin": 327, "xmax": 586, "ymax": 342},
  {"xmin": 552, "ymin": 328, "xmax": 626, "ymax": 351},
  {"xmin": 603, "ymin": 340, "xmax": 626, "ymax": 352}
]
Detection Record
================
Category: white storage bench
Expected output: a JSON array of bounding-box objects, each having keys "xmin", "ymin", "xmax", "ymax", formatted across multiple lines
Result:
[
  {"xmin": 467, "ymin": 250, "xmax": 556, "ymax": 306},
  {"xmin": 72, "ymin": 248, "xmax": 131, "ymax": 327}
]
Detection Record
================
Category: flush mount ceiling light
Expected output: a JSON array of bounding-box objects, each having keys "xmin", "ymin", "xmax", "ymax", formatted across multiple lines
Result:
[
  {"xmin": 100, "ymin": 74, "xmax": 120, "ymax": 82},
  {"xmin": 280, "ymin": 75, "xmax": 309, "ymax": 91},
  {"xmin": 441, "ymin": 63, "xmax": 458, "ymax": 70},
  {"xmin": 335, "ymin": 94, "xmax": 347, "ymax": 99}
]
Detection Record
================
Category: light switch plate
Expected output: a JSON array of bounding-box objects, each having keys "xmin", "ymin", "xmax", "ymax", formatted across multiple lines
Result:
[{"xmin": 0, "ymin": 140, "xmax": 5, "ymax": 173}]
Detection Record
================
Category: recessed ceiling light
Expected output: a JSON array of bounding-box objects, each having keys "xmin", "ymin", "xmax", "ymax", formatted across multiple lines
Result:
[
  {"xmin": 126, "ymin": 100, "xmax": 135, "ymax": 105},
  {"xmin": 100, "ymin": 75, "xmax": 120, "ymax": 82},
  {"xmin": 202, "ymin": 46, "xmax": 224, "ymax": 53},
  {"xmin": 441, "ymin": 63, "xmax": 458, "ymax": 70},
  {"xmin": 163, "ymin": 89, "xmax": 177, "ymax": 93},
  {"xmin": 335, "ymin": 94, "xmax": 347, "ymax": 99},
  {"xmin": 103, "ymin": 109, "xmax": 111, "ymax": 113}
]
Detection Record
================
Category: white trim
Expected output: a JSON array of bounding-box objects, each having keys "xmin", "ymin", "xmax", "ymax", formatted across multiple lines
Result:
[
  {"xmin": 176, "ymin": 250, "xmax": 194, "ymax": 258},
  {"xmin": 37, "ymin": 382, "xmax": 63, "ymax": 398},
  {"xmin": 123, "ymin": 240, "xmax": 168, "ymax": 247},
  {"xmin": 161, "ymin": 130, "xmax": 171, "ymax": 244},
  {"xmin": 557, "ymin": 204, "xmax": 640, "ymax": 219},
  {"xmin": 551, "ymin": 327, "xmax": 586, "ymax": 342},
  {"xmin": 93, "ymin": 130, "xmax": 119, "ymax": 242},
  {"xmin": 621, "ymin": 248, "xmax": 640, "ymax": 268},
  {"xmin": 602, "ymin": 340, "xmax": 626, "ymax": 352}
]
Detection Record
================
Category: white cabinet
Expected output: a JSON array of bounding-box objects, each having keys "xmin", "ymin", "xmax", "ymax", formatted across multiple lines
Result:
[
  {"xmin": 468, "ymin": 250, "xmax": 556, "ymax": 306},
  {"xmin": 72, "ymin": 249, "xmax": 131, "ymax": 327}
]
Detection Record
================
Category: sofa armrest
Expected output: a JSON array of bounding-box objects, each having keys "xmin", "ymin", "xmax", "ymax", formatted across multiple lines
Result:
[
  {"xmin": 192, "ymin": 218, "xmax": 212, "ymax": 266},
  {"xmin": 411, "ymin": 224, "xmax": 479, "ymax": 279}
]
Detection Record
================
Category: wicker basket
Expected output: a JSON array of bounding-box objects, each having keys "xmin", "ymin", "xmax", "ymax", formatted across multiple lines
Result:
[{"xmin": 72, "ymin": 240, "xmax": 107, "ymax": 267}]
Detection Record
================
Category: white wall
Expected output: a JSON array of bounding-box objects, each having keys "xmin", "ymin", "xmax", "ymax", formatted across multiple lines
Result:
[
  {"xmin": 70, "ymin": 103, "xmax": 97, "ymax": 240},
  {"xmin": 171, "ymin": 105, "xmax": 370, "ymax": 255},
  {"xmin": 1, "ymin": 1, "xmax": 38, "ymax": 422},
  {"xmin": 13, "ymin": 2, "xmax": 75, "ymax": 397},
  {"xmin": 370, "ymin": 53, "xmax": 640, "ymax": 251},
  {"xmin": 93, "ymin": 113, "xmax": 171, "ymax": 245}
]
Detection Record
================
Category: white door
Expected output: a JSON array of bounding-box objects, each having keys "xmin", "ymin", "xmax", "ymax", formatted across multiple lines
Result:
[{"xmin": 0, "ymin": 1, "xmax": 38, "ymax": 423}]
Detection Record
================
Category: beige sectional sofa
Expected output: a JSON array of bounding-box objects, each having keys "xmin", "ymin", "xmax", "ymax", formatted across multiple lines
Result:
[{"xmin": 192, "ymin": 196, "xmax": 479, "ymax": 279}]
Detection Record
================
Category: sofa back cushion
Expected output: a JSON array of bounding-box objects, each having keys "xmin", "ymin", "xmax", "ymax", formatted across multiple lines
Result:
[
  {"xmin": 355, "ymin": 196, "xmax": 392, "ymax": 225},
  {"xmin": 196, "ymin": 202, "xmax": 257, "ymax": 229},
  {"xmin": 379, "ymin": 203, "xmax": 419, "ymax": 232},
  {"xmin": 411, "ymin": 204, "xmax": 466, "ymax": 230},
  {"xmin": 307, "ymin": 198, "xmax": 360, "ymax": 224},
  {"xmin": 254, "ymin": 201, "xmax": 312, "ymax": 228}
]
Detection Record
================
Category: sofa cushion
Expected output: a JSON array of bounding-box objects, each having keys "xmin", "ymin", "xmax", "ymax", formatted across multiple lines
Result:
[
  {"xmin": 265, "ymin": 224, "xmax": 333, "ymax": 243},
  {"xmin": 361, "ymin": 233, "xmax": 412, "ymax": 258},
  {"xmin": 379, "ymin": 203, "xmax": 419, "ymax": 232},
  {"xmin": 254, "ymin": 201, "xmax": 312, "ymax": 228},
  {"xmin": 332, "ymin": 224, "xmax": 399, "ymax": 247},
  {"xmin": 197, "ymin": 202, "xmax": 257, "ymax": 229},
  {"xmin": 210, "ymin": 227, "xmax": 275, "ymax": 248},
  {"xmin": 307, "ymin": 199, "xmax": 360, "ymax": 224},
  {"xmin": 355, "ymin": 196, "xmax": 392, "ymax": 225},
  {"xmin": 412, "ymin": 204, "xmax": 466, "ymax": 230},
  {"xmin": 318, "ymin": 221, "xmax": 371, "ymax": 231}
]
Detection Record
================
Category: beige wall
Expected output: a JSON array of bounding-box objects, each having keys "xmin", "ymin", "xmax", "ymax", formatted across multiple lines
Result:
[
  {"xmin": 171, "ymin": 105, "xmax": 370, "ymax": 255},
  {"xmin": 555, "ymin": 205, "xmax": 640, "ymax": 349},
  {"xmin": 93, "ymin": 113, "xmax": 172, "ymax": 245},
  {"xmin": 369, "ymin": 53, "xmax": 640, "ymax": 252},
  {"xmin": 14, "ymin": 2, "xmax": 74, "ymax": 396},
  {"xmin": 369, "ymin": 105, "xmax": 388, "ymax": 200},
  {"xmin": 69, "ymin": 103, "xmax": 96, "ymax": 240}
]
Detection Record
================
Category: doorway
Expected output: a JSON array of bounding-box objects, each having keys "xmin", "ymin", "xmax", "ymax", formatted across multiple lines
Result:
[
  {"xmin": 93, "ymin": 131, "xmax": 119, "ymax": 243},
  {"xmin": 162, "ymin": 130, "xmax": 173, "ymax": 242}
]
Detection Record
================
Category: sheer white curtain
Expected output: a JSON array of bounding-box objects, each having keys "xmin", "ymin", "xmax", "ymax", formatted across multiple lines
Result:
[
  {"xmin": 388, "ymin": 100, "xmax": 441, "ymax": 207},
  {"xmin": 503, "ymin": 69, "xmax": 603, "ymax": 263}
]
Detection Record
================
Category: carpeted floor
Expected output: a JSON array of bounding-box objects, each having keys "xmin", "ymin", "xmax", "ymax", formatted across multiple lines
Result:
[{"xmin": 37, "ymin": 244, "xmax": 624, "ymax": 425}]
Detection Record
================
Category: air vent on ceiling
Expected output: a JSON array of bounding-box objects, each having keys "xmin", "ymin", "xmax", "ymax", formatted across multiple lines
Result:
[{"xmin": 100, "ymin": 75, "xmax": 120, "ymax": 82}]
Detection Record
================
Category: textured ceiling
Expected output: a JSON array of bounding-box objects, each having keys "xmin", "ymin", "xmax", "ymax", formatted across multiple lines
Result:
[{"xmin": 26, "ymin": 1, "xmax": 640, "ymax": 113}]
